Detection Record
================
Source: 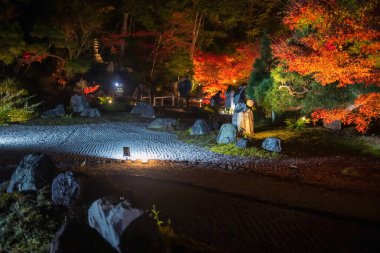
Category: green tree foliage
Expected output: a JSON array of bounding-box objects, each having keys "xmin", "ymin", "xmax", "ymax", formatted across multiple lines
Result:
[
  {"xmin": 261, "ymin": 67, "xmax": 380, "ymax": 116},
  {"xmin": 247, "ymin": 33, "xmax": 272, "ymax": 103},
  {"xmin": 0, "ymin": 79, "xmax": 40, "ymax": 125},
  {"xmin": 0, "ymin": 24, "xmax": 26, "ymax": 65}
]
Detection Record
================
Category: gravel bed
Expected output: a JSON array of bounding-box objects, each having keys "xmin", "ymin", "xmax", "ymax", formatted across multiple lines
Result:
[{"xmin": 0, "ymin": 123, "xmax": 252, "ymax": 165}]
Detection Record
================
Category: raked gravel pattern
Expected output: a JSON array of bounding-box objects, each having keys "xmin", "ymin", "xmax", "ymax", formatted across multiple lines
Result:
[{"xmin": 0, "ymin": 123, "xmax": 251, "ymax": 164}]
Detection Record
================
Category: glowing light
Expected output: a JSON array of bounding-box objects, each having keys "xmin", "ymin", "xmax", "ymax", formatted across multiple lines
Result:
[
  {"xmin": 233, "ymin": 79, "xmax": 236, "ymax": 83},
  {"xmin": 109, "ymin": 99, "xmax": 113, "ymax": 104},
  {"xmin": 115, "ymin": 82, "xmax": 119, "ymax": 87}
]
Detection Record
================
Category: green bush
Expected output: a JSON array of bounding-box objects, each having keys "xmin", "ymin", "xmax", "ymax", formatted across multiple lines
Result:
[
  {"xmin": 284, "ymin": 117, "xmax": 308, "ymax": 131},
  {"xmin": 0, "ymin": 79, "xmax": 40, "ymax": 125}
]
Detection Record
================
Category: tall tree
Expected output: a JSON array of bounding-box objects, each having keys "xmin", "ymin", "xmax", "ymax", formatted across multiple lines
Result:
[{"xmin": 272, "ymin": 0, "xmax": 380, "ymax": 132}]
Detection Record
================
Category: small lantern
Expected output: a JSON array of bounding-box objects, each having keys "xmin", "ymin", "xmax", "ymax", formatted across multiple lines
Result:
[{"xmin": 123, "ymin": 147, "xmax": 130, "ymax": 157}]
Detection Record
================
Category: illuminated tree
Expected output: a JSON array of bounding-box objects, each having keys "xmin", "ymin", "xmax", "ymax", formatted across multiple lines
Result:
[
  {"xmin": 193, "ymin": 44, "xmax": 259, "ymax": 97},
  {"xmin": 272, "ymin": 0, "xmax": 380, "ymax": 132}
]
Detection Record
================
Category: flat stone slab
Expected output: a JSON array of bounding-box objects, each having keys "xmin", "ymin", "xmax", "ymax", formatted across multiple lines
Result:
[{"xmin": 0, "ymin": 123, "xmax": 251, "ymax": 163}]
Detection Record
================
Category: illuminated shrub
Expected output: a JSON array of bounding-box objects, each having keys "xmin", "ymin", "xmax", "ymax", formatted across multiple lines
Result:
[{"xmin": 0, "ymin": 79, "xmax": 40, "ymax": 125}]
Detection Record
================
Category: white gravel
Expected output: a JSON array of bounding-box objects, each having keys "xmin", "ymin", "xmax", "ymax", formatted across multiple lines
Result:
[{"xmin": 0, "ymin": 123, "xmax": 251, "ymax": 164}]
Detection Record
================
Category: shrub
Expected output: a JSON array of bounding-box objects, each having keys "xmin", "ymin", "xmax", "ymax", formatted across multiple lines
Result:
[
  {"xmin": 284, "ymin": 117, "xmax": 308, "ymax": 131},
  {"xmin": 0, "ymin": 79, "xmax": 40, "ymax": 125}
]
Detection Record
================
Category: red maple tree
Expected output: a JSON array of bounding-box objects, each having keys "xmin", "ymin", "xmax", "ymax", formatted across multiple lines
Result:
[
  {"xmin": 193, "ymin": 43, "xmax": 259, "ymax": 97},
  {"xmin": 273, "ymin": 0, "xmax": 380, "ymax": 132}
]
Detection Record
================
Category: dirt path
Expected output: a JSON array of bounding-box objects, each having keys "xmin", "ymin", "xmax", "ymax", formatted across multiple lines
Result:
[{"xmin": 82, "ymin": 166, "xmax": 380, "ymax": 253}]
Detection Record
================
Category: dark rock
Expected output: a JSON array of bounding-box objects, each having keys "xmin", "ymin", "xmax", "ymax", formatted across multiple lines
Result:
[
  {"xmin": 323, "ymin": 120, "xmax": 342, "ymax": 131},
  {"xmin": 130, "ymin": 102, "xmax": 147, "ymax": 115},
  {"xmin": 51, "ymin": 172, "xmax": 81, "ymax": 206},
  {"xmin": 49, "ymin": 222, "xmax": 118, "ymax": 253},
  {"xmin": 80, "ymin": 108, "xmax": 101, "ymax": 118},
  {"xmin": 70, "ymin": 95, "xmax": 89, "ymax": 113},
  {"xmin": 190, "ymin": 119, "xmax": 210, "ymax": 135},
  {"xmin": 262, "ymin": 137, "xmax": 281, "ymax": 152},
  {"xmin": 236, "ymin": 138, "xmax": 249, "ymax": 148},
  {"xmin": 216, "ymin": 123, "xmax": 237, "ymax": 144},
  {"xmin": 88, "ymin": 197, "xmax": 144, "ymax": 251},
  {"xmin": 7, "ymin": 153, "xmax": 56, "ymax": 192},
  {"xmin": 119, "ymin": 214, "xmax": 165, "ymax": 253},
  {"xmin": 41, "ymin": 104, "xmax": 65, "ymax": 119},
  {"xmin": 141, "ymin": 104, "xmax": 155, "ymax": 119},
  {"xmin": 147, "ymin": 118, "xmax": 177, "ymax": 130}
]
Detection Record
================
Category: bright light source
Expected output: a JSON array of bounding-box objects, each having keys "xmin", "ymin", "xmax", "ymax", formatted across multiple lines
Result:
[
  {"xmin": 108, "ymin": 99, "xmax": 113, "ymax": 104},
  {"xmin": 233, "ymin": 79, "xmax": 236, "ymax": 83},
  {"xmin": 115, "ymin": 82, "xmax": 119, "ymax": 87}
]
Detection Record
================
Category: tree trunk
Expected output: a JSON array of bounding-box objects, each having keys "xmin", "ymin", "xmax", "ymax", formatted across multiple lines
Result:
[
  {"xmin": 120, "ymin": 13, "xmax": 128, "ymax": 59},
  {"xmin": 190, "ymin": 11, "xmax": 204, "ymax": 59}
]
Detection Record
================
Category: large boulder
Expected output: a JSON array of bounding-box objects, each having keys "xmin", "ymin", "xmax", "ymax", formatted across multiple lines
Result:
[
  {"xmin": 50, "ymin": 222, "xmax": 118, "ymax": 253},
  {"xmin": 119, "ymin": 214, "xmax": 165, "ymax": 253},
  {"xmin": 51, "ymin": 172, "xmax": 81, "ymax": 206},
  {"xmin": 80, "ymin": 108, "xmax": 101, "ymax": 118},
  {"xmin": 323, "ymin": 120, "xmax": 342, "ymax": 131},
  {"xmin": 141, "ymin": 104, "xmax": 155, "ymax": 119},
  {"xmin": 70, "ymin": 95, "xmax": 89, "ymax": 113},
  {"xmin": 147, "ymin": 118, "xmax": 177, "ymax": 130},
  {"xmin": 262, "ymin": 137, "xmax": 281, "ymax": 152},
  {"xmin": 7, "ymin": 153, "xmax": 56, "ymax": 193},
  {"xmin": 130, "ymin": 102, "xmax": 147, "ymax": 115},
  {"xmin": 88, "ymin": 197, "xmax": 144, "ymax": 251},
  {"xmin": 41, "ymin": 104, "xmax": 65, "ymax": 119},
  {"xmin": 190, "ymin": 119, "xmax": 209, "ymax": 135},
  {"xmin": 216, "ymin": 123, "xmax": 237, "ymax": 144}
]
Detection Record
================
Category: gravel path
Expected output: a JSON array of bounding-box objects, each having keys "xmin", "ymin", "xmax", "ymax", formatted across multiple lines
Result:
[{"xmin": 0, "ymin": 123, "xmax": 247, "ymax": 163}]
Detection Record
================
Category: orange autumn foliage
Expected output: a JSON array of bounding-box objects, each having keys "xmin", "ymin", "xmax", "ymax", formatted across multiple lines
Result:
[
  {"xmin": 273, "ymin": 0, "xmax": 380, "ymax": 86},
  {"xmin": 193, "ymin": 44, "xmax": 259, "ymax": 97},
  {"xmin": 274, "ymin": 0, "xmax": 380, "ymax": 132},
  {"xmin": 312, "ymin": 93, "xmax": 380, "ymax": 133}
]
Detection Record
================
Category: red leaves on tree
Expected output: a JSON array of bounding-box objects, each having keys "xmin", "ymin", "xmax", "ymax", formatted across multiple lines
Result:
[
  {"xmin": 274, "ymin": 0, "xmax": 380, "ymax": 132},
  {"xmin": 193, "ymin": 43, "xmax": 259, "ymax": 97},
  {"xmin": 83, "ymin": 84, "xmax": 100, "ymax": 95},
  {"xmin": 273, "ymin": 0, "xmax": 380, "ymax": 86}
]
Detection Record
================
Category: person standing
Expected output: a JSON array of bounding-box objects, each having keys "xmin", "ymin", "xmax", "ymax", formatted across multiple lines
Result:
[
  {"xmin": 224, "ymin": 85, "xmax": 235, "ymax": 113},
  {"xmin": 177, "ymin": 75, "xmax": 192, "ymax": 107},
  {"xmin": 232, "ymin": 83, "xmax": 247, "ymax": 131}
]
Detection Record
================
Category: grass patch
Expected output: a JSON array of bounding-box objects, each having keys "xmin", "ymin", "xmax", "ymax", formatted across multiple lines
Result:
[
  {"xmin": 252, "ymin": 127, "xmax": 380, "ymax": 158},
  {"xmin": 176, "ymin": 130, "xmax": 278, "ymax": 158},
  {"xmin": 209, "ymin": 143, "xmax": 280, "ymax": 158}
]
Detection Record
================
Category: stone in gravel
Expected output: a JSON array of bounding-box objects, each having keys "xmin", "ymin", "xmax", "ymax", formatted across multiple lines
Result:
[
  {"xmin": 88, "ymin": 197, "xmax": 144, "ymax": 251},
  {"xmin": 80, "ymin": 108, "xmax": 101, "ymax": 118},
  {"xmin": 50, "ymin": 222, "xmax": 117, "ymax": 253},
  {"xmin": 323, "ymin": 120, "xmax": 342, "ymax": 131},
  {"xmin": 190, "ymin": 119, "xmax": 209, "ymax": 135},
  {"xmin": 7, "ymin": 153, "xmax": 56, "ymax": 193},
  {"xmin": 262, "ymin": 137, "xmax": 281, "ymax": 152},
  {"xmin": 130, "ymin": 102, "xmax": 147, "ymax": 115},
  {"xmin": 216, "ymin": 123, "xmax": 237, "ymax": 144},
  {"xmin": 51, "ymin": 171, "xmax": 81, "ymax": 206},
  {"xmin": 70, "ymin": 95, "xmax": 89, "ymax": 113},
  {"xmin": 147, "ymin": 118, "xmax": 177, "ymax": 130},
  {"xmin": 141, "ymin": 104, "xmax": 155, "ymax": 119},
  {"xmin": 119, "ymin": 214, "xmax": 165, "ymax": 253},
  {"xmin": 41, "ymin": 104, "xmax": 65, "ymax": 119},
  {"xmin": 236, "ymin": 138, "xmax": 249, "ymax": 148}
]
